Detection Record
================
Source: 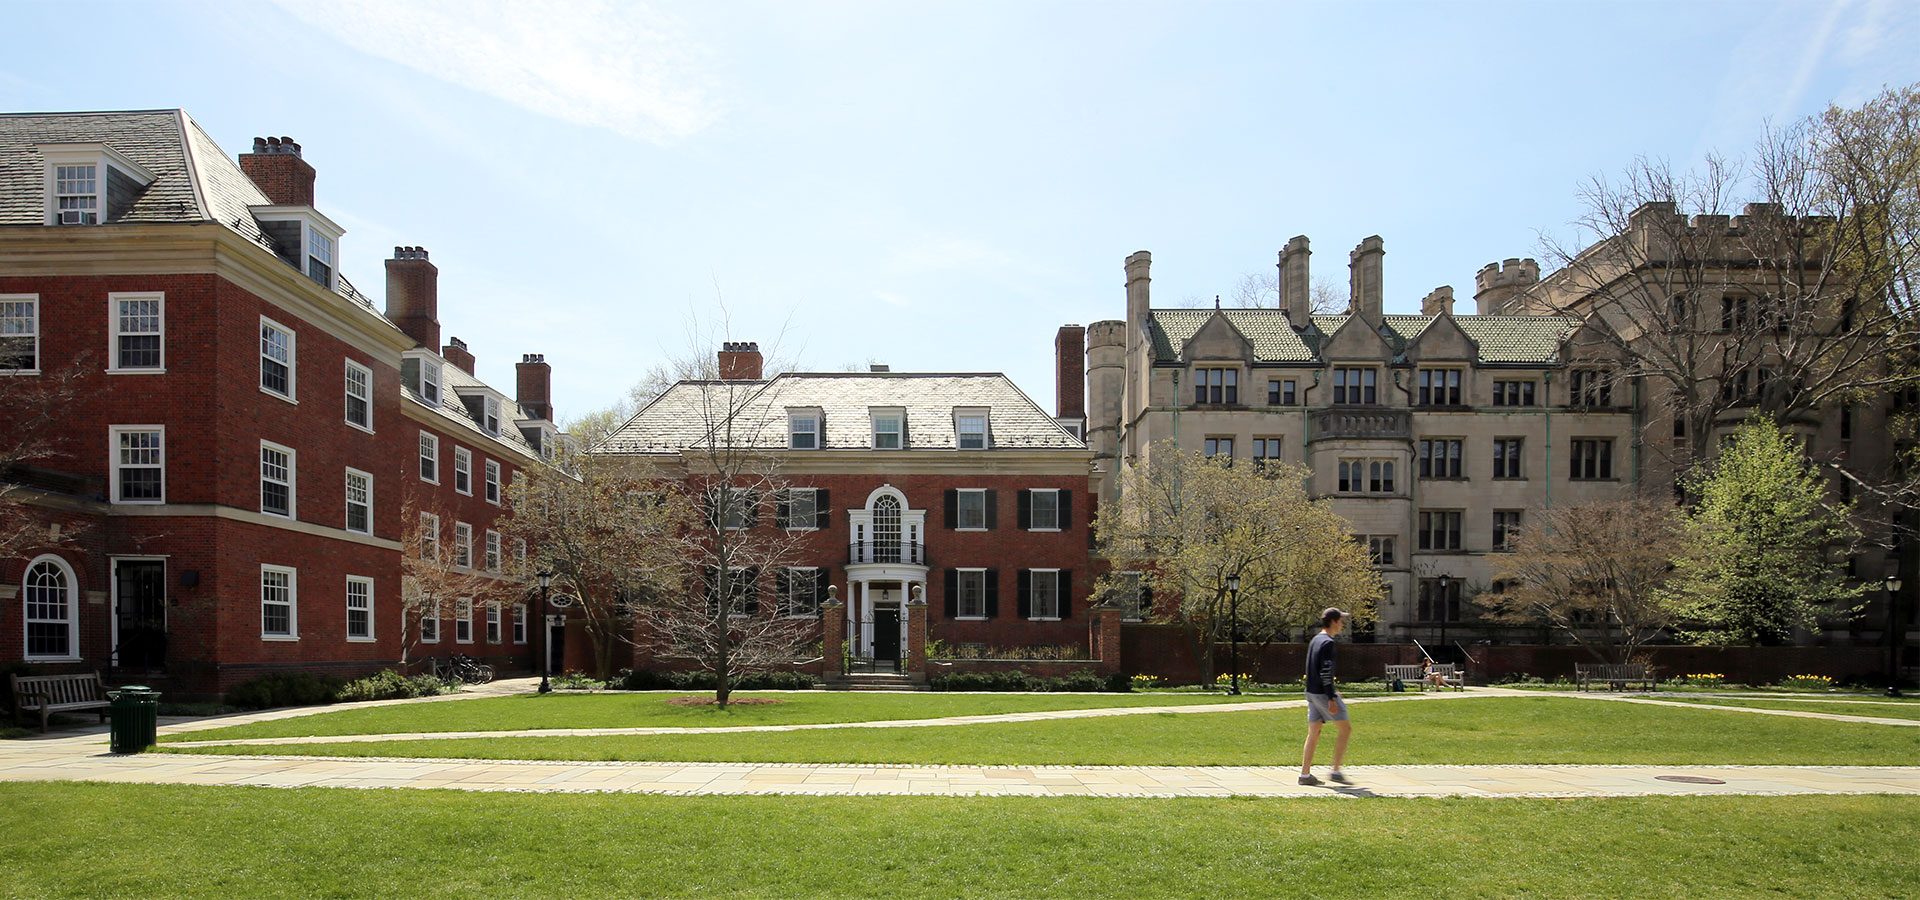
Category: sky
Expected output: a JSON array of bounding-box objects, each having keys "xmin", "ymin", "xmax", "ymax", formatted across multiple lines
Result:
[{"xmin": 6, "ymin": 0, "xmax": 1918, "ymax": 421}]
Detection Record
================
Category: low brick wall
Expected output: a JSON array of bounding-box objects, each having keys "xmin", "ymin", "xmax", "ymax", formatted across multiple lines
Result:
[{"xmin": 930, "ymin": 658, "xmax": 1103, "ymax": 679}]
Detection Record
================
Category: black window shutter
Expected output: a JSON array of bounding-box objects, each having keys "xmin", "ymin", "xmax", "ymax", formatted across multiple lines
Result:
[
  {"xmin": 1060, "ymin": 491, "xmax": 1072, "ymax": 530},
  {"xmin": 774, "ymin": 568, "xmax": 790, "ymax": 617},
  {"xmin": 944, "ymin": 489, "xmax": 958, "ymax": 529},
  {"xmin": 985, "ymin": 490, "xmax": 998, "ymax": 530},
  {"xmin": 1017, "ymin": 489, "xmax": 1032, "ymax": 530},
  {"xmin": 1058, "ymin": 570, "xmax": 1072, "ymax": 619},
  {"xmin": 1017, "ymin": 570, "xmax": 1032, "ymax": 619},
  {"xmin": 815, "ymin": 489, "xmax": 831, "ymax": 529},
  {"xmin": 944, "ymin": 568, "xmax": 958, "ymax": 618},
  {"xmin": 986, "ymin": 569, "xmax": 999, "ymax": 618},
  {"xmin": 746, "ymin": 491, "xmax": 760, "ymax": 528},
  {"xmin": 1139, "ymin": 584, "xmax": 1153, "ymax": 615},
  {"xmin": 775, "ymin": 490, "xmax": 791, "ymax": 529},
  {"xmin": 743, "ymin": 567, "xmax": 760, "ymax": 615},
  {"xmin": 814, "ymin": 571, "xmax": 829, "ymax": 609}
]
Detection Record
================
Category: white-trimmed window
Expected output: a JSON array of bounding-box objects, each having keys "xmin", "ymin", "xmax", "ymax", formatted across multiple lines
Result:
[
  {"xmin": 1027, "ymin": 569, "xmax": 1061, "ymax": 620},
  {"xmin": 486, "ymin": 602, "xmax": 503, "ymax": 643},
  {"xmin": 780, "ymin": 488, "xmax": 820, "ymax": 530},
  {"xmin": 484, "ymin": 460, "xmax": 501, "ymax": 504},
  {"xmin": 419, "ymin": 431, "xmax": 439, "ymax": 483},
  {"xmin": 344, "ymin": 468, "xmax": 373, "ymax": 535},
  {"xmin": 955, "ymin": 411, "xmax": 990, "ymax": 450},
  {"xmin": 955, "ymin": 489, "xmax": 987, "ymax": 530},
  {"xmin": 344, "ymin": 359, "xmax": 373, "ymax": 431},
  {"xmin": 1028, "ymin": 489, "xmax": 1061, "ymax": 530},
  {"xmin": 453, "ymin": 446, "xmax": 473, "ymax": 495},
  {"xmin": 512, "ymin": 604, "xmax": 528, "ymax": 643},
  {"xmin": 1115, "ymin": 571, "xmax": 1147, "ymax": 621},
  {"xmin": 780, "ymin": 567, "xmax": 820, "ymax": 618},
  {"xmin": 871, "ymin": 410, "xmax": 905, "ymax": 450},
  {"xmin": 345, "ymin": 576, "xmax": 374, "ymax": 642},
  {"xmin": 956, "ymin": 568, "xmax": 987, "ymax": 619},
  {"xmin": 419, "ymin": 512, "xmax": 440, "ymax": 561},
  {"xmin": 54, "ymin": 163, "xmax": 98, "ymax": 224},
  {"xmin": 0, "ymin": 295, "xmax": 38, "ymax": 372},
  {"xmin": 109, "ymin": 293, "xmax": 163, "ymax": 372},
  {"xmin": 485, "ymin": 530, "xmax": 502, "ymax": 572},
  {"xmin": 454, "ymin": 598, "xmax": 474, "ymax": 643},
  {"xmin": 483, "ymin": 396, "xmax": 502, "ymax": 436},
  {"xmin": 260, "ymin": 441, "xmax": 295, "ymax": 518},
  {"xmin": 420, "ymin": 602, "xmax": 441, "ymax": 643},
  {"xmin": 420, "ymin": 359, "xmax": 442, "ymax": 406},
  {"xmin": 788, "ymin": 411, "xmax": 821, "ymax": 449},
  {"xmin": 110, "ymin": 426, "xmax": 165, "ymax": 504},
  {"xmin": 307, "ymin": 229, "xmax": 335, "ymax": 289},
  {"xmin": 261, "ymin": 565, "xmax": 298, "ymax": 639},
  {"xmin": 454, "ymin": 523, "xmax": 473, "ymax": 569},
  {"xmin": 22, "ymin": 555, "xmax": 79, "ymax": 661},
  {"xmin": 260, "ymin": 316, "xmax": 295, "ymax": 400}
]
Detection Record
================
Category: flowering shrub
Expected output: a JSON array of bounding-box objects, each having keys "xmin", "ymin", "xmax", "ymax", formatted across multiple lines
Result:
[
  {"xmin": 1671, "ymin": 673, "xmax": 1727, "ymax": 687},
  {"xmin": 1213, "ymin": 673, "xmax": 1255, "ymax": 688},
  {"xmin": 1130, "ymin": 674, "xmax": 1164, "ymax": 690},
  {"xmin": 1779, "ymin": 674, "xmax": 1835, "ymax": 690}
]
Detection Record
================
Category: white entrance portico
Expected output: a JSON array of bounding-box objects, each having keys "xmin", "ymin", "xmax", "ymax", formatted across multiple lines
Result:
[{"xmin": 844, "ymin": 485, "xmax": 928, "ymax": 670}]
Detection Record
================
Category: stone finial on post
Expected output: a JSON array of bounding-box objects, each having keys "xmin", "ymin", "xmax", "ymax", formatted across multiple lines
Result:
[{"xmin": 820, "ymin": 585, "xmax": 844, "ymax": 678}]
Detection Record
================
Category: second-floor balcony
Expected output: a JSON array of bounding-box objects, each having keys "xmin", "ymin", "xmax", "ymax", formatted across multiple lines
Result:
[
  {"xmin": 1310, "ymin": 408, "xmax": 1411, "ymax": 443},
  {"xmin": 848, "ymin": 540, "xmax": 928, "ymax": 567}
]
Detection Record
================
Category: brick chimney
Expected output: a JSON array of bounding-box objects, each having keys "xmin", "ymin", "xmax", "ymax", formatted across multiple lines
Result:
[
  {"xmin": 1279, "ymin": 235, "xmax": 1311, "ymax": 324},
  {"xmin": 385, "ymin": 246, "xmax": 439, "ymax": 350},
  {"xmin": 238, "ymin": 136, "xmax": 315, "ymax": 207},
  {"xmin": 1055, "ymin": 324, "xmax": 1086, "ymax": 419},
  {"xmin": 1348, "ymin": 236, "xmax": 1385, "ymax": 319},
  {"xmin": 442, "ymin": 337, "xmax": 475, "ymax": 375},
  {"xmin": 718, "ymin": 341, "xmax": 763, "ymax": 380},
  {"xmin": 1420, "ymin": 285, "xmax": 1455, "ymax": 316},
  {"xmin": 517, "ymin": 354, "xmax": 553, "ymax": 421}
]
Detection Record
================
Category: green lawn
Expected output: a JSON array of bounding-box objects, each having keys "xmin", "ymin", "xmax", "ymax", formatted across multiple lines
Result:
[
  {"xmin": 1641, "ymin": 696, "xmax": 1920, "ymax": 721},
  {"xmin": 163, "ymin": 691, "xmax": 1263, "ymax": 743},
  {"xmin": 164, "ymin": 696, "xmax": 1920, "ymax": 766},
  {"xmin": 1, "ymin": 783, "xmax": 1912, "ymax": 898}
]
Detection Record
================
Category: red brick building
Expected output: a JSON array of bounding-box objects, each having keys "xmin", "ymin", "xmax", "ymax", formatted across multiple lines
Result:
[
  {"xmin": 595, "ymin": 342, "xmax": 1114, "ymax": 682},
  {"xmin": 0, "ymin": 110, "xmax": 556, "ymax": 695}
]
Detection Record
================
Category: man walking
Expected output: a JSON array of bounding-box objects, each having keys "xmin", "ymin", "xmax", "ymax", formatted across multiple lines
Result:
[{"xmin": 1300, "ymin": 607, "xmax": 1352, "ymax": 785}]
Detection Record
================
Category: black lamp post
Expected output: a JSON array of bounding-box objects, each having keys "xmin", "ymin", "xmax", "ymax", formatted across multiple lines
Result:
[
  {"xmin": 1437, "ymin": 573, "xmax": 1453, "ymax": 663},
  {"xmin": 536, "ymin": 570, "xmax": 553, "ymax": 695},
  {"xmin": 1226, "ymin": 574, "xmax": 1242, "ymax": 696},
  {"xmin": 1887, "ymin": 572, "xmax": 1906, "ymax": 698}
]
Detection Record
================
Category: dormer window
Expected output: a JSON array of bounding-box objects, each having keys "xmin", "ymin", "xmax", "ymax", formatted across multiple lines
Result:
[
  {"xmin": 418, "ymin": 358, "xmax": 442, "ymax": 405},
  {"xmin": 55, "ymin": 165, "xmax": 98, "ymax": 225},
  {"xmin": 871, "ymin": 409, "xmax": 905, "ymax": 450},
  {"xmin": 251, "ymin": 206, "xmax": 345, "ymax": 291},
  {"xmin": 38, "ymin": 142, "xmax": 155, "ymax": 226},
  {"xmin": 789, "ymin": 410, "xmax": 821, "ymax": 449},
  {"xmin": 307, "ymin": 229, "xmax": 335, "ymax": 288},
  {"xmin": 955, "ymin": 410, "xmax": 990, "ymax": 450},
  {"xmin": 483, "ymin": 396, "xmax": 502, "ymax": 436}
]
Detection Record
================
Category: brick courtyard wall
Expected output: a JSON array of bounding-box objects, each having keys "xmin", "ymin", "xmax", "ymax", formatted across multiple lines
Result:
[{"xmin": 931, "ymin": 658, "xmax": 1106, "ymax": 679}]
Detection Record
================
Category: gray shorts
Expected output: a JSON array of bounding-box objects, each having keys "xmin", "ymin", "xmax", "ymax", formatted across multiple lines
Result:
[{"xmin": 1305, "ymin": 692, "xmax": 1348, "ymax": 724}]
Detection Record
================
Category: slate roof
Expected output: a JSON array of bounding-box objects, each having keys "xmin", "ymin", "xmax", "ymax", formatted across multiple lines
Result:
[
  {"xmin": 1148, "ymin": 308, "xmax": 1577, "ymax": 366},
  {"xmin": 433, "ymin": 362, "xmax": 545, "ymax": 460},
  {"xmin": 597, "ymin": 372, "xmax": 1087, "ymax": 454}
]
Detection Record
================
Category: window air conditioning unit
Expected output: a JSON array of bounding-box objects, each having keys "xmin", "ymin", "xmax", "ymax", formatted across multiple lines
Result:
[{"xmin": 58, "ymin": 209, "xmax": 91, "ymax": 225}]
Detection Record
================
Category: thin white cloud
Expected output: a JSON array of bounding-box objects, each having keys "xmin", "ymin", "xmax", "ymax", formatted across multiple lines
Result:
[{"xmin": 267, "ymin": 0, "xmax": 720, "ymax": 143}]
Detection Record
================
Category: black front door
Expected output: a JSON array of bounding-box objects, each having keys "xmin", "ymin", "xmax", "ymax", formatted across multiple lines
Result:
[
  {"xmin": 871, "ymin": 608, "xmax": 900, "ymax": 661},
  {"xmin": 547, "ymin": 617, "xmax": 566, "ymax": 674},
  {"xmin": 114, "ymin": 560, "xmax": 167, "ymax": 671}
]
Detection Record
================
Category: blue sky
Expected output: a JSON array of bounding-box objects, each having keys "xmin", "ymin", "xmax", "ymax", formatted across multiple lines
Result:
[{"xmin": 6, "ymin": 0, "xmax": 1917, "ymax": 420}]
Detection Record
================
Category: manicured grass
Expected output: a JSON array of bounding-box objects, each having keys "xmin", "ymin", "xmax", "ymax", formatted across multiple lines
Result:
[
  {"xmin": 164, "ymin": 691, "xmax": 1263, "ymax": 742},
  {"xmin": 166, "ymin": 696, "xmax": 1920, "ymax": 765},
  {"xmin": 1644, "ymin": 696, "xmax": 1920, "ymax": 721},
  {"xmin": 2, "ymin": 783, "xmax": 1913, "ymax": 898}
]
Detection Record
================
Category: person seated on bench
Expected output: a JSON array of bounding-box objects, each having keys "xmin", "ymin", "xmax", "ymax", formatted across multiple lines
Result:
[{"xmin": 1424, "ymin": 663, "xmax": 1449, "ymax": 689}]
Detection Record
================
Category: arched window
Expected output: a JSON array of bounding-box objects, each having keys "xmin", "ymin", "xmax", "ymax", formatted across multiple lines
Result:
[
  {"xmin": 23, "ymin": 555, "xmax": 78, "ymax": 661},
  {"xmin": 872, "ymin": 495, "xmax": 901, "ymax": 563}
]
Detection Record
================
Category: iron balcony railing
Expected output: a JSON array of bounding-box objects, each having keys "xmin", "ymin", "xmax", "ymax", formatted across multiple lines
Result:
[{"xmin": 847, "ymin": 540, "xmax": 928, "ymax": 566}]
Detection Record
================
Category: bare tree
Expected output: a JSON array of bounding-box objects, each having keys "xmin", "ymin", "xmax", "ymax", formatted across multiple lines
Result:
[
  {"xmin": 1479, "ymin": 497, "xmax": 1687, "ymax": 664},
  {"xmin": 398, "ymin": 489, "xmax": 518, "ymax": 669},
  {"xmin": 0, "ymin": 358, "xmax": 91, "ymax": 562}
]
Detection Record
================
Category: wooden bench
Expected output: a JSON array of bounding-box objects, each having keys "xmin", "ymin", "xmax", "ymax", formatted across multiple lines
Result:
[
  {"xmin": 1384, "ymin": 664, "xmax": 1427, "ymax": 692},
  {"xmin": 1385, "ymin": 663, "xmax": 1465, "ymax": 692},
  {"xmin": 1575, "ymin": 663, "xmax": 1657, "ymax": 692},
  {"xmin": 1429, "ymin": 663, "xmax": 1466, "ymax": 691},
  {"xmin": 10, "ymin": 671, "xmax": 111, "ymax": 733}
]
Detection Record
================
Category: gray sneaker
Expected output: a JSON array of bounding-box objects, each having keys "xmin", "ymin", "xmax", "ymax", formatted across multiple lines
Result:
[
  {"xmin": 1298, "ymin": 773, "xmax": 1321, "ymax": 785},
  {"xmin": 1329, "ymin": 772, "xmax": 1352, "ymax": 785}
]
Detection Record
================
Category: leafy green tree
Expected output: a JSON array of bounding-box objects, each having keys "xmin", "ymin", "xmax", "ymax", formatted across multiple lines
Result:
[{"xmin": 1669, "ymin": 419, "xmax": 1863, "ymax": 645}]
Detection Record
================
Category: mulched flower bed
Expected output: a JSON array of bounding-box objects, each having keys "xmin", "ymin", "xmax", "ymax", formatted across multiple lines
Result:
[{"xmin": 664, "ymin": 697, "xmax": 785, "ymax": 707}]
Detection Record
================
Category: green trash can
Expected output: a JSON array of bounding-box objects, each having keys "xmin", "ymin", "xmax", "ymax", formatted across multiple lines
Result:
[{"xmin": 108, "ymin": 686, "xmax": 159, "ymax": 754}]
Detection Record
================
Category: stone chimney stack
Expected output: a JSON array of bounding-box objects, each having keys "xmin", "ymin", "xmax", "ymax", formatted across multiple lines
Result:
[
  {"xmin": 1348, "ymin": 236, "xmax": 1385, "ymax": 319},
  {"xmin": 718, "ymin": 341, "xmax": 764, "ymax": 380},
  {"xmin": 385, "ymin": 246, "xmax": 439, "ymax": 350},
  {"xmin": 1055, "ymin": 324, "xmax": 1087, "ymax": 420},
  {"xmin": 238, "ymin": 136, "xmax": 316, "ymax": 207},
  {"xmin": 1280, "ymin": 235, "xmax": 1311, "ymax": 325},
  {"xmin": 517, "ymin": 354, "xmax": 553, "ymax": 421},
  {"xmin": 441, "ymin": 337, "xmax": 475, "ymax": 375},
  {"xmin": 1124, "ymin": 251, "xmax": 1152, "ymax": 331},
  {"xmin": 1473, "ymin": 258, "xmax": 1540, "ymax": 314},
  {"xmin": 1420, "ymin": 286, "xmax": 1455, "ymax": 317}
]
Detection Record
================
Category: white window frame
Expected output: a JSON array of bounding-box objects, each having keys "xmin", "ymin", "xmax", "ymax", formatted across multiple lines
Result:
[
  {"xmin": 259, "ymin": 315, "xmax": 296, "ymax": 402},
  {"xmin": 419, "ymin": 512, "xmax": 440, "ymax": 561},
  {"xmin": 1028, "ymin": 488, "xmax": 1061, "ymax": 531},
  {"xmin": 955, "ymin": 489, "xmax": 988, "ymax": 531},
  {"xmin": 259, "ymin": 440, "xmax": 296, "ymax": 519},
  {"xmin": 788, "ymin": 410, "xmax": 821, "ymax": 449},
  {"xmin": 307, "ymin": 227, "xmax": 336, "ymax": 290},
  {"xmin": 483, "ymin": 396, "xmax": 502, "ymax": 436},
  {"xmin": 22, "ymin": 554, "xmax": 80, "ymax": 662},
  {"xmin": 108, "ymin": 425, "xmax": 166, "ymax": 505},
  {"xmin": 454, "ymin": 522, "xmax": 473, "ymax": 570},
  {"xmin": 344, "ymin": 359, "xmax": 374, "ymax": 432},
  {"xmin": 484, "ymin": 459, "xmax": 502, "ymax": 505},
  {"xmin": 420, "ymin": 358, "xmax": 443, "ymax": 406},
  {"xmin": 1115, "ymin": 571, "xmax": 1147, "ymax": 622},
  {"xmin": 780, "ymin": 487, "xmax": 819, "ymax": 531},
  {"xmin": 420, "ymin": 601, "xmax": 441, "ymax": 644},
  {"xmin": 344, "ymin": 467, "xmax": 374, "ymax": 535},
  {"xmin": 260, "ymin": 564, "xmax": 299, "ymax": 641},
  {"xmin": 106, "ymin": 292, "xmax": 165, "ymax": 374},
  {"xmin": 52, "ymin": 162, "xmax": 100, "ymax": 224},
  {"xmin": 453, "ymin": 446, "xmax": 473, "ymax": 495},
  {"xmin": 783, "ymin": 567, "xmax": 820, "ymax": 620},
  {"xmin": 345, "ymin": 575, "xmax": 375, "ymax": 642},
  {"xmin": 485, "ymin": 529, "xmax": 502, "ymax": 573},
  {"xmin": 1028, "ymin": 568, "xmax": 1061, "ymax": 621},
  {"xmin": 419, "ymin": 431, "xmax": 440, "ymax": 483},
  {"xmin": 512, "ymin": 603, "xmax": 528, "ymax": 644},
  {"xmin": 956, "ymin": 567, "xmax": 988, "ymax": 620},
  {"xmin": 486, "ymin": 602, "xmax": 503, "ymax": 643},
  {"xmin": 870, "ymin": 409, "xmax": 905, "ymax": 450},
  {"xmin": 954, "ymin": 410, "xmax": 990, "ymax": 450},
  {"xmin": 454, "ymin": 598, "xmax": 474, "ymax": 643},
  {"xmin": 0, "ymin": 294, "xmax": 40, "ymax": 374}
]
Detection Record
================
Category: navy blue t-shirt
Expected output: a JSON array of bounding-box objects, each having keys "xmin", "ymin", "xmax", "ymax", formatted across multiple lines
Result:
[{"xmin": 1305, "ymin": 632, "xmax": 1338, "ymax": 696}]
